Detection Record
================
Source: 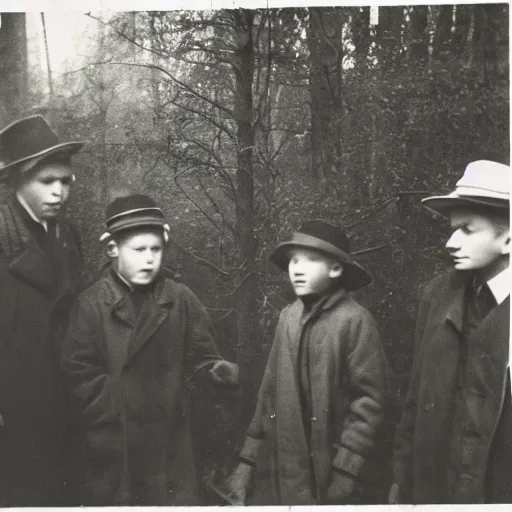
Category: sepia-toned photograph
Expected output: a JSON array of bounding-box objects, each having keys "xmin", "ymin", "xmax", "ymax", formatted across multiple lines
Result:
[{"xmin": 0, "ymin": 2, "xmax": 509, "ymax": 507}]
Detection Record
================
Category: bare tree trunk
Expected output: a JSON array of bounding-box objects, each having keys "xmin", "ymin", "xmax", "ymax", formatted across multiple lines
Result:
[
  {"xmin": 232, "ymin": 9, "xmax": 261, "ymax": 425},
  {"xmin": 308, "ymin": 7, "xmax": 344, "ymax": 186},
  {"xmin": 0, "ymin": 13, "xmax": 28, "ymax": 125}
]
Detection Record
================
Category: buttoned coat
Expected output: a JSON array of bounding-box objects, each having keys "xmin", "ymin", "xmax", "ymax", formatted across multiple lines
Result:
[
  {"xmin": 393, "ymin": 270, "xmax": 510, "ymax": 503},
  {"xmin": 62, "ymin": 270, "xmax": 226, "ymax": 506},
  {"xmin": 0, "ymin": 199, "xmax": 83, "ymax": 506},
  {"xmin": 239, "ymin": 289, "xmax": 387, "ymax": 505}
]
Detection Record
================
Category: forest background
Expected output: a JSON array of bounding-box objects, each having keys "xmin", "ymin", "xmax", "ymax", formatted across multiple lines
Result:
[{"xmin": 0, "ymin": 3, "xmax": 509, "ymax": 503}]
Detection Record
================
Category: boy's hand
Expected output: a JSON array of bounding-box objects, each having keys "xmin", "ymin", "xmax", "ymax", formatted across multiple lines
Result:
[
  {"xmin": 325, "ymin": 471, "xmax": 362, "ymax": 504},
  {"xmin": 209, "ymin": 360, "xmax": 239, "ymax": 386},
  {"xmin": 225, "ymin": 462, "xmax": 253, "ymax": 505},
  {"xmin": 388, "ymin": 482, "xmax": 400, "ymax": 504}
]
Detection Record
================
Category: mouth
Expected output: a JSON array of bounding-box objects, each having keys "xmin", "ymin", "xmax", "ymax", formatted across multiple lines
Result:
[
  {"xmin": 46, "ymin": 203, "xmax": 62, "ymax": 209},
  {"xmin": 293, "ymin": 280, "xmax": 306, "ymax": 286}
]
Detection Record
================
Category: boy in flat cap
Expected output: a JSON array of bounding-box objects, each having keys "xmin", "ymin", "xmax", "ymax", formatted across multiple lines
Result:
[
  {"xmin": 62, "ymin": 194, "xmax": 239, "ymax": 506},
  {"xmin": 226, "ymin": 220, "xmax": 388, "ymax": 505},
  {"xmin": 0, "ymin": 115, "xmax": 84, "ymax": 506},
  {"xmin": 390, "ymin": 160, "xmax": 510, "ymax": 504}
]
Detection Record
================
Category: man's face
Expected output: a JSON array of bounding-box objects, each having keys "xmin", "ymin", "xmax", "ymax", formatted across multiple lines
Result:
[
  {"xmin": 115, "ymin": 232, "xmax": 163, "ymax": 287},
  {"xmin": 288, "ymin": 246, "xmax": 342, "ymax": 296},
  {"xmin": 17, "ymin": 162, "xmax": 73, "ymax": 220},
  {"xmin": 446, "ymin": 208, "xmax": 510, "ymax": 274}
]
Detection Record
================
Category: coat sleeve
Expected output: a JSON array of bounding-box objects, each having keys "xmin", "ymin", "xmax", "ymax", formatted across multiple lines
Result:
[
  {"xmin": 61, "ymin": 294, "xmax": 125, "ymax": 427},
  {"xmin": 332, "ymin": 310, "xmax": 388, "ymax": 479},
  {"xmin": 180, "ymin": 284, "xmax": 225, "ymax": 376},
  {"xmin": 391, "ymin": 281, "xmax": 433, "ymax": 497},
  {"xmin": 238, "ymin": 310, "xmax": 283, "ymax": 466}
]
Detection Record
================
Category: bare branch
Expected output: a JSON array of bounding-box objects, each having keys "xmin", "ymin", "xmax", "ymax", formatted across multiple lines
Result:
[
  {"xmin": 70, "ymin": 60, "xmax": 234, "ymax": 119},
  {"xmin": 352, "ymin": 241, "xmax": 394, "ymax": 256},
  {"xmin": 86, "ymin": 12, "xmax": 171, "ymax": 59},
  {"xmin": 220, "ymin": 272, "xmax": 255, "ymax": 297},
  {"xmin": 346, "ymin": 196, "xmax": 400, "ymax": 230},
  {"xmin": 167, "ymin": 234, "xmax": 231, "ymax": 276},
  {"xmin": 174, "ymin": 168, "xmax": 224, "ymax": 234}
]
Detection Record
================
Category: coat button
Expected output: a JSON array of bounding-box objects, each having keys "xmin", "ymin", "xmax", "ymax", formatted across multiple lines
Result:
[{"xmin": 424, "ymin": 403, "xmax": 434, "ymax": 411}]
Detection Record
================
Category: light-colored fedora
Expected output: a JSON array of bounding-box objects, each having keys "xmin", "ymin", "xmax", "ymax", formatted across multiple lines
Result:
[{"xmin": 422, "ymin": 160, "xmax": 510, "ymax": 217}]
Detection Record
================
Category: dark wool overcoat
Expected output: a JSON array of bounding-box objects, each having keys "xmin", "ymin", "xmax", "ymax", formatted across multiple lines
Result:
[
  {"xmin": 240, "ymin": 288, "xmax": 388, "ymax": 505},
  {"xmin": 0, "ymin": 200, "xmax": 83, "ymax": 507},
  {"xmin": 62, "ymin": 270, "xmax": 227, "ymax": 506},
  {"xmin": 393, "ymin": 270, "xmax": 510, "ymax": 504}
]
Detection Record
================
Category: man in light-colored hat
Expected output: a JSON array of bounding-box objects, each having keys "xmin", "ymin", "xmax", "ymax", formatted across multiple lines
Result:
[
  {"xmin": 0, "ymin": 115, "xmax": 85, "ymax": 506},
  {"xmin": 226, "ymin": 220, "xmax": 388, "ymax": 505},
  {"xmin": 390, "ymin": 160, "xmax": 510, "ymax": 504}
]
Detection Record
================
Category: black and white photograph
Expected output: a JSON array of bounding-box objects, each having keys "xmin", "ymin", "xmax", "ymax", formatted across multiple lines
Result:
[{"xmin": 0, "ymin": 1, "xmax": 509, "ymax": 507}]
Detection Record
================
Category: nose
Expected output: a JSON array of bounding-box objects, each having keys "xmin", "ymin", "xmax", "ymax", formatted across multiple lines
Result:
[
  {"xmin": 146, "ymin": 250, "xmax": 154, "ymax": 264},
  {"xmin": 50, "ymin": 180, "xmax": 64, "ymax": 197},
  {"xmin": 446, "ymin": 230, "xmax": 460, "ymax": 251}
]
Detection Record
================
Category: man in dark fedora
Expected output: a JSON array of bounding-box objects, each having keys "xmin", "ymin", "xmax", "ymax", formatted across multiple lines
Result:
[
  {"xmin": 226, "ymin": 220, "xmax": 388, "ymax": 505},
  {"xmin": 0, "ymin": 115, "xmax": 85, "ymax": 506},
  {"xmin": 390, "ymin": 160, "xmax": 510, "ymax": 504}
]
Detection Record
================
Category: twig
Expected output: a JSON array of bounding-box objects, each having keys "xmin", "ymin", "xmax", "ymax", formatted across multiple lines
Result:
[
  {"xmin": 168, "ymin": 235, "xmax": 231, "ymax": 276},
  {"xmin": 220, "ymin": 272, "xmax": 255, "ymax": 297},
  {"xmin": 346, "ymin": 196, "xmax": 399, "ymax": 230},
  {"xmin": 352, "ymin": 241, "xmax": 393, "ymax": 256}
]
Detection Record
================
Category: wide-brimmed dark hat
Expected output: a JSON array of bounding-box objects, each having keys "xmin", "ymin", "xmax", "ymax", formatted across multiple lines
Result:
[
  {"xmin": 269, "ymin": 220, "xmax": 372, "ymax": 291},
  {"xmin": 422, "ymin": 160, "xmax": 510, "ymax": 217},
  {"xmin": 0, "ymin": 115, "xmax": 84, "ymax": 178},
  {"xmin": 100, "ymin": 194, "xmax": 170, "ymax": 242}
]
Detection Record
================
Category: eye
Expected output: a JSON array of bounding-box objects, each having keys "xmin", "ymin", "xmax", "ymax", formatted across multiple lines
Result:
[
  {"xmin": 135, "ymin": 247, "xmax": 145, "ymax": 252},
  {"xmin": 152, "ymin": 246, "xmax": 162, "ymax": 253},
  {"xmin": 40, "ymin": 178, "xmax": 55, "ymax": 185},
  {"xmin": 61, "ymin": 178, "xmax": 72, "ymax": 186}
]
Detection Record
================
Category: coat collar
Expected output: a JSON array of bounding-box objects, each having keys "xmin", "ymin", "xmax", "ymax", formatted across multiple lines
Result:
[
  {"xmin": 294, "ymin": 287, "xmax": 349, "ymax": 325},
  {"xmin": 105, "ymin": 269, "xmax": 176, "ymax": 363}
]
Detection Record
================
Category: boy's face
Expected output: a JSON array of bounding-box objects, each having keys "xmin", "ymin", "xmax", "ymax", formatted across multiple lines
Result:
[
  {"xmin": 17, "ymin": 162, "xmax": 73, "ymax": 220},
  {"xmin": 114, "ymin": 232, "xmax": 163, "ymax": 286},
  {"xmin": 446, "ymin": 208, "xmax": 510, "ymax": 274},
  {"xmin": 287, "ymin": 246, "xmax": 342, "ymax": 296}
]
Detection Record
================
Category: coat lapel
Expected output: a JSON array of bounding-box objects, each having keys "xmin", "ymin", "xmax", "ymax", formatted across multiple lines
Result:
[
  {"xmin": 444, "ymin": 274, "xmax": 468, "ymax": 334},
  {"xmin": 8, "ymin": 240, "xmax": 54, "ymax": 294},
  {"xmin": 124, "ymin": 279, "xmax": 175, "ymax": 364}
]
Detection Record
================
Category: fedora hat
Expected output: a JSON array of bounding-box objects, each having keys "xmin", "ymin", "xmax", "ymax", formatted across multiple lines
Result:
[
  {"xmin": 0, "ymin": 115, "xmax": 84, "ymax": 178},
  {"xmin": 422, "ymin": 160, "xmax": 510, "ymax": 217},
  {"xmin": 100, "ymin": 194, "xmax": 170, "ymax": 242},
  {"xmin": 269, "ymin": 220, "xmax": 372, "ymax": 291}
]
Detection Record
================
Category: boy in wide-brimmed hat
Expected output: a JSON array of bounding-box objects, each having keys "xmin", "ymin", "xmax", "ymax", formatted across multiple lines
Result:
[
  {"xmin": 226, "ymin": 220, "xmax": 388, "ymax": 505},
  {"xmin": 0, "ymin": 115, "xmax": 84, "ymax": 506},
  {"xmin": 62, "ymin": 194, "xmax": 239, "ymax": 506},
  {"xmin": 391, "ymin": 160, "xmax": 510, "ymax": 504}
]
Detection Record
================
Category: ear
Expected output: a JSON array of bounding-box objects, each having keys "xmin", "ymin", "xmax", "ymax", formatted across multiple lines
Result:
[
  {"xmin": 329, "ymin": 262, "xmax": 343, "ymax": 279},
  {"xmin": 106, "ymin": 240, "xmax": 119, "ymax": 258},
  {"xmin": 501, "ymin": 232, "xmax": 511, "ymax": 255}
]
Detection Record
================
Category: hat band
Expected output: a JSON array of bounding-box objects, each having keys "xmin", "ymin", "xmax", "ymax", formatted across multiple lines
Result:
[
  {"xmin": 455, "ymin": 185, "xmax": 509, "ymax": 200},
  {"xmin": 288, "ymin": 232, "xmax": 350, "ymax": 259}
]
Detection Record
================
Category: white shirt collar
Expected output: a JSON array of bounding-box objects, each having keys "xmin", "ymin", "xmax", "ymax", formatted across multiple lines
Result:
[
  {"xmin": 487, "ymin": 266, "xmax": 510, "ymax": 306},
  {"xmin": 16, "ymin": 192, "xmax": 48, "ymax": 232}
]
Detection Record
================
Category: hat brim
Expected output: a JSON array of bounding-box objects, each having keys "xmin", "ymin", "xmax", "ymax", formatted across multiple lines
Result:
[
  {"xmin": 0, "ymin": 141, "xmax": 84, "ymax": 179},
  {"xmin": 101, "ymin": 218, "xmax": 168, "ymax": 241},
  {"xmin": 422, "ymin": 193, "xmax": 510, "ymax": 218},
  {"xmin": 269, "ymin": 238, "xmax": 372, "ymax": 292}
]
